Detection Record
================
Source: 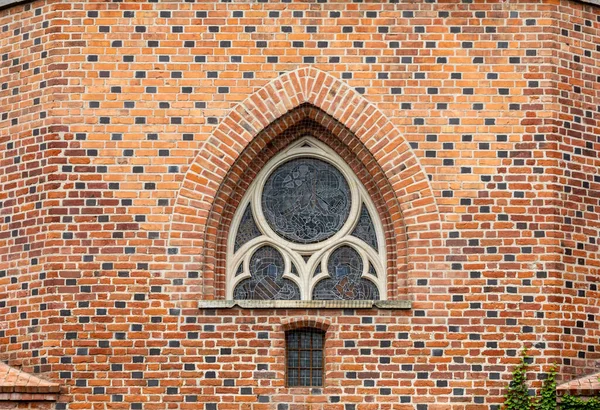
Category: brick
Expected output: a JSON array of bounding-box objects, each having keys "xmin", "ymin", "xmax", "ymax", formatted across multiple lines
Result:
[{"xmin": 1, "ymin": 1, "xmax": 600, "ymax": 410}]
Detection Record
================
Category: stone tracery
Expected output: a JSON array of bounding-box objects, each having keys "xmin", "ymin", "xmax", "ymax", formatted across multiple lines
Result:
[{"xmin": 227, "ymin": 137, "xmax": 386, "ymax": 301}]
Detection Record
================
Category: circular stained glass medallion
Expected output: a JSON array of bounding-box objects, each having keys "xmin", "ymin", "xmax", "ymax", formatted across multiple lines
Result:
[{"xmin": 261, "ymin": 157, "xmax": 351, "ymax": 244}]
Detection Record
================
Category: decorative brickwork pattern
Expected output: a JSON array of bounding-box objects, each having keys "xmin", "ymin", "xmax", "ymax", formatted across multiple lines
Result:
[
  {"xmin": 553, "ymin": 3, "xmax": 600, "ymax": 379},
  {"xmin": 281, "ymin": 317, "xmax": 332, "ymax": 332},
  {"xmin": 1, "ymin": 1, "xmax": 600, "ymax": 409},
  {"xmin": 170, "ymin": 68, "xmax": 441, "ymax": 304}
]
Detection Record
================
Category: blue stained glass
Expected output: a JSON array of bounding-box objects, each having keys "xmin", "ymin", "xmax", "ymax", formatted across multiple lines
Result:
[
  {"xmin": 233, "ymin": 246, "xmax": 300, "ymax": 300},
  {"xmin": 351, "ymin": 204, "xmax": 378, "ymax": 251},
  {"xmin": 368, "ymin": 262, "xmax": 377, "ymax": 278},
  {"xmin": 261, "ymin": 157, "xmax": 351, "ymax": 244},
  {"xmin": 313, "ymin": 264, "xmax": 322, "ymax": 277},
  {"xmin": 235, "ymin": 263, "xmax": 244, "ymax": 277},
  {"xmin": 234, "ymin": 205, "xmax": 262, "ymax": 252},
  {"xmin": 312, "ymin": 245, "xmax": 379, "ymax": 300}
]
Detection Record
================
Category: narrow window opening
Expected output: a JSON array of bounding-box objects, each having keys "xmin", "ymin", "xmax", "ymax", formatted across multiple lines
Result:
[{"xmin": 286, "ymin": 327, "xmax": 325, "ymax": 387}]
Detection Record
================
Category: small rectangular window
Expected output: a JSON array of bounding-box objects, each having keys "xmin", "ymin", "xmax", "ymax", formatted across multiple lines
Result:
[{"xmin": 286, "ymin": 328, "xmax": 325, "ymax": 387}]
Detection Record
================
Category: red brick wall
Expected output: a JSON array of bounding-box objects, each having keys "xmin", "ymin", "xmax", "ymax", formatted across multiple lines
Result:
[
  {"xmin": 1, "ymin": 0, "xmax": 599, "ymax": 409},
  {"xmin": 0, "ymin": 0, "xmax": 63, "ymax": 375},
  {"xmin": 554, "ymin": 2, "xmax": 600, "ymax": 376}
]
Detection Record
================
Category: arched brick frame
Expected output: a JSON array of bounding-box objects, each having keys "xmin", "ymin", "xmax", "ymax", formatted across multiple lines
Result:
[
  {"xmin": 281, "ymin": 317, "xmax": 332, "ymax": 332},
  {"xmin": 168, "ymin": 67, "xmax": 442, "ymax": 305},
  {"xmin": 207, "ymin": 106, "xmax": 403, "ymax": 300}
]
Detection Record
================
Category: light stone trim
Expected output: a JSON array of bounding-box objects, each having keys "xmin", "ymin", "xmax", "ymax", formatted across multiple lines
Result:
[
  {"xmin": 198, "ymin": 300, "xmax": 412, "ymax": 309},
  {"xmin": 0, "ymin": 392, "xmax": 59, "ymax": 401},
  {"xmin": 226, "ymin": 137, "xmax": 388, "ymax": 300}
]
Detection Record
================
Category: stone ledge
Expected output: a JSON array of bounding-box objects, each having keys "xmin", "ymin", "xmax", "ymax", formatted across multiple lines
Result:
[
  {"xmin": 557, "ymin": 371, "xmax": 600, "ymax": 397},
  {"xmin": 0, "ymin": 362, "xmax": 60, "ymax": 400},
  {"xmin": 0, "ymin": 393, "xmax": 59, "ymax": 401},
  {"xmin": 198, "ymin": 300, "xmax": 412, "ymax": 309}
]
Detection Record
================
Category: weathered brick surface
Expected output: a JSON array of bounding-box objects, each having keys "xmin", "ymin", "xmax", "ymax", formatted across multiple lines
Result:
[{"xmin": 1, "ymin": 0, "xmax": 600, "ymax": 409}]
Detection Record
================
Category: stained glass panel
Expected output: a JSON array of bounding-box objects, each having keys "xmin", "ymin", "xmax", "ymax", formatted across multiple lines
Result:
[
  {"xmin": 313, "ymin": 264, "xmax": 322, "ymax": 277},
  {"xmin": 312, "ymin": 245, "xmax": 380, "ymax": 300},
  {"xmin": 234, "ymin": 205, "xmax": 262, "ymax": 252},
  {"xmin": 235, "ymin": 263, "xmax": 244, "ymax": 276},
  {"xmin": 351, "ymin": 204, "xmax": 378, "ymax": 251},
  {"xmin": 233, "ymin": 246, "xmax": 300, "ymax": 300},
  {"xmin": 229, "ymin": 139, "xmax": 386, "ymax": 302},
  {"xmin": 368, "ymin": 262, "xmax": 377, "ymax": 278},
  {"xmin": 261, "ymin": 157, "xmax": 351, "ymax": 244}
]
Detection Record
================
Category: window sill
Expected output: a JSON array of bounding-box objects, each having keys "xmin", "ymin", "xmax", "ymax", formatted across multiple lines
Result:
[{"xmin": 198, "ymin": 299, "xmax": 411, "ymax": 310}]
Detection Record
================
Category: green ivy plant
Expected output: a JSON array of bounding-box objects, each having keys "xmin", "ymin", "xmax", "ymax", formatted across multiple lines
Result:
[
  {"xmin": 503, "ymin": 348, "xmax": 534, "ymax": 410},
  {"xmin": 560, "ymin": 395, "xmax": 600, "ymax": 410},
  {"xmin": 502, "ymin": 348, "xmax": 600, "ymax": 410},
  {"xmin": 535, "ymin": 365, "xmax": 556, "ymax": 410}
]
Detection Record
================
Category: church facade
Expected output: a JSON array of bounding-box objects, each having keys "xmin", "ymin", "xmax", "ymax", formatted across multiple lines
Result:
[{"xmin": 1, "ymin": 0, "xmax": 600, "ymax": 408}]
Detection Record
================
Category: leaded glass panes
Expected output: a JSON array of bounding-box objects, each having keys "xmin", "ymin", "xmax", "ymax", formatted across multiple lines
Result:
[
  {"xmin": 235, "ymin": 263, "xmax": 243, "ymax": 276},
  {"xmin": 291, "ymin": 263, "xmax": 299, "ymax": 276},
  {"xmin": 312, "ymin": 245, "xmax": 380, "ymax": 300},
  {"xmin": 313, "ymin": 263, "xmax": 321, "ymax": 277},
  {"xmin": 368, "ymin": 262, "xmax": 377, "ymax": 278},
  {"xmin": 351, "ymin": 204, "xmax": 378, "ymax": 250},
  {"xmin": 261, "ymin": 158, "xmax": 351, "ymax": 244},
  {"xmin": 233, "ymin": 246, "xmax": 300, "ymax": 300},
  {"xmin": 286, "ymin": 328, "xmax": 324, "ymax": 387},
  {"xmin": 227, "ymin": 137, "xmax": 386, "ymax": 301},
  {"xmin": 234, "ymin": 205, "xmax": 262, "ymax": 252}
]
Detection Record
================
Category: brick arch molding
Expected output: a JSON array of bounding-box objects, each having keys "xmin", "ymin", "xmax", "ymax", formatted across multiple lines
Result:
[{"xmin": 167, "ymin": 67, "xmax": 443, "ymax": 306}]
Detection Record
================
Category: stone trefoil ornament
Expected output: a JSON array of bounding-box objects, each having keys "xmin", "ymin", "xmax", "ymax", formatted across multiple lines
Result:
[{"xmin": 227, "ymin": 137, "xmax": 386, "ymax": 300}]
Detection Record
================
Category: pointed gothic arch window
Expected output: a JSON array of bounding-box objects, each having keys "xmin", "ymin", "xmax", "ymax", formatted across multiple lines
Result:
[{"xmin": 226, "ymin": 137, "xmax": 386, "ymax": 301}]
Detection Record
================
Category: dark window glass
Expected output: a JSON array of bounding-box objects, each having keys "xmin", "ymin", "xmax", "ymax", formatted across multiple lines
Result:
[
  {"xmin": 350, "ymin": 204, "xmax": 378, "ymax": 250},
  {"xmin": 312, "ymin": 245, "xmax": 379, "ymax": 300},
  {"xmin": 286, "ymin": 328, "xmax": 325, "ymax": 387},
  {"xmin": 261, "ymin": 157, "xmax": 351, "ymax": 244},
  {"xmin": 234, "ymin": 205, "xmax": 262, "ymax": 252},
  {"xmin": 233, "ymin": 246, "xmax": 300, "ymax": 300}
]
